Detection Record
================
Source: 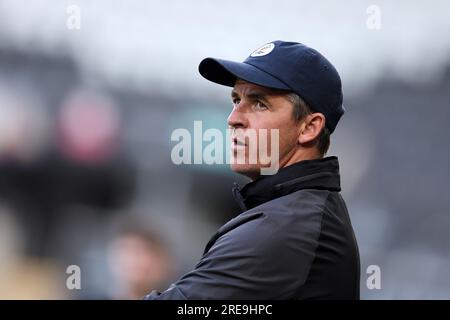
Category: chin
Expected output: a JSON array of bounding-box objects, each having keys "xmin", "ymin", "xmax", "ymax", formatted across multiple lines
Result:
[{"xmin": 230, "ymin": 164, "xmax": 261, "ymax": 180}]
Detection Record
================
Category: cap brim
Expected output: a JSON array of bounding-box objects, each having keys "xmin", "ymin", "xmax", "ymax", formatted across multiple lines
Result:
[{"xmin": 198, "ymin": 58, "xmax": 291, "ymax": 90}]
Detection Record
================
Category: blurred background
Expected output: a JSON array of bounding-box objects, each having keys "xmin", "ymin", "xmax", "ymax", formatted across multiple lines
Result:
[{"xmin": 0, "ymin": 0, "xmax": 449, "ymax": 299}]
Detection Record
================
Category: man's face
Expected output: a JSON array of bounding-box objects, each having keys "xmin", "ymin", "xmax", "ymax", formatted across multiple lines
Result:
[
  {"xmin": 109, "ymin": 234, "xmax": 172, "ymax": 298},
  {"xmin": 228, "ymin": 80, "xmax": 301, "ymax": 179}
]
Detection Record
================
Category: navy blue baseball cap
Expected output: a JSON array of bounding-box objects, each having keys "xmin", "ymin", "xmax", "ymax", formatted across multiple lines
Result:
[{"xmin": 198, "ymin": 40, "xmax": 345, "ymax": 133}]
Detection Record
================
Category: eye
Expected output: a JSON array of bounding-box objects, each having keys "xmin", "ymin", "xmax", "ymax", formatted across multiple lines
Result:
[
  {"xmin": 232, "ymin": 98, "xmax": 241, "ymax": 105},
  {"xmin": 255, "ymin": 100, "xmax": 268, "ymax": 110}
]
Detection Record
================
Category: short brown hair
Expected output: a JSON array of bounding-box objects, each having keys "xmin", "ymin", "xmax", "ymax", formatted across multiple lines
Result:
[{"xmin": 285, "ymin": 93, "xmax": 330, "ymax": 156}]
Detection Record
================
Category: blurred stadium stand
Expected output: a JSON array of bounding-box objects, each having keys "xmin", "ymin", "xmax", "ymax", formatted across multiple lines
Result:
[{"xmin": 0, "ymin": 0, "xmax": 449, "ymax": 299}]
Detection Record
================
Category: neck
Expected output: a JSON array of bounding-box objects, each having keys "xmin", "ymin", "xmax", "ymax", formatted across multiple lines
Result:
[
  {"xmin": 281, "ymin": 147, "xmax": 322, "ymax": 169},
  {"xmin": 243, "ymin": 147, "xmax": 322, "ymax": 182}
]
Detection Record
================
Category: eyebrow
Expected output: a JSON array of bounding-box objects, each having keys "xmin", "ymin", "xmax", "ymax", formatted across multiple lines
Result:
[{"xmin": 231, "ymin": 89, "xmax": 270, "ymax": 102}]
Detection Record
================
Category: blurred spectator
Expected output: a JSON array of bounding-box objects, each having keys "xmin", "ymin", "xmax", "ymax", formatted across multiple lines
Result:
[{"xmin": 107, "ymin": 222, "xmax": 174, "ymax": 300}]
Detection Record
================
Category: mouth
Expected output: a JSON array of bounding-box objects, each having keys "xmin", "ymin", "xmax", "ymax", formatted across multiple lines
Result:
[{"xmin": 232, "ymin": 137, "xmax": 247, "ymax": 147}]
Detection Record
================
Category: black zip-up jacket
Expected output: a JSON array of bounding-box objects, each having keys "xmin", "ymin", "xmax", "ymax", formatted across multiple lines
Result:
[{"xmin": 144, "ymin": 156, "xmax": 360, "ymax": 299}]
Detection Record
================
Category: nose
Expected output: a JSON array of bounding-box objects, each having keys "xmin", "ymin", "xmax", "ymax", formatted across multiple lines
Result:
[{"xmin": 227, "ymin": 105, "xmax": 248, "ymax": 129}]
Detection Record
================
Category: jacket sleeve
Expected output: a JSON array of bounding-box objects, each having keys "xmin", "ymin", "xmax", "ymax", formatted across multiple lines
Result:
[{"xmin": 144, "ymin": 212, "xmax": 321, "ymax": 300}]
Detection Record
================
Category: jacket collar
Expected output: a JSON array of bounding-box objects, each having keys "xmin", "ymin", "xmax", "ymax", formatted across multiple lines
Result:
[{"xmin": 232, "ymin": 156, "xmax": 341, "ymax": 212}]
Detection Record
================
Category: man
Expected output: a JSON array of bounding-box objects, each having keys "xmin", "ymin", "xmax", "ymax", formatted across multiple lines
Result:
[
  {"xmin": 108, "ymin": 223, "xmax": 173, "ymax": 300},
  {"xmin": 145, "ymin": 40, "xmax": 360, "ymax": 299}
]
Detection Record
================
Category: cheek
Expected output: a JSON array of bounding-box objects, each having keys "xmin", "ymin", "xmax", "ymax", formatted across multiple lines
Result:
[
  {"xmin": 278, "ymin": 124, "xmax": 300, "ymax": 152},
  {"xmin": 251, "ymin": 126, "xmax": 297, "ymax": 160},
  {"xmin": 250, "ymin": 111, "xmax": 298, "ymax": 152}
]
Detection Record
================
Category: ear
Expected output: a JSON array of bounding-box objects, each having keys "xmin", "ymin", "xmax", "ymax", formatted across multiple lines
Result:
[{"xmin": 298, "ymin": 113, "xmax": 326, "ymax": 145}]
